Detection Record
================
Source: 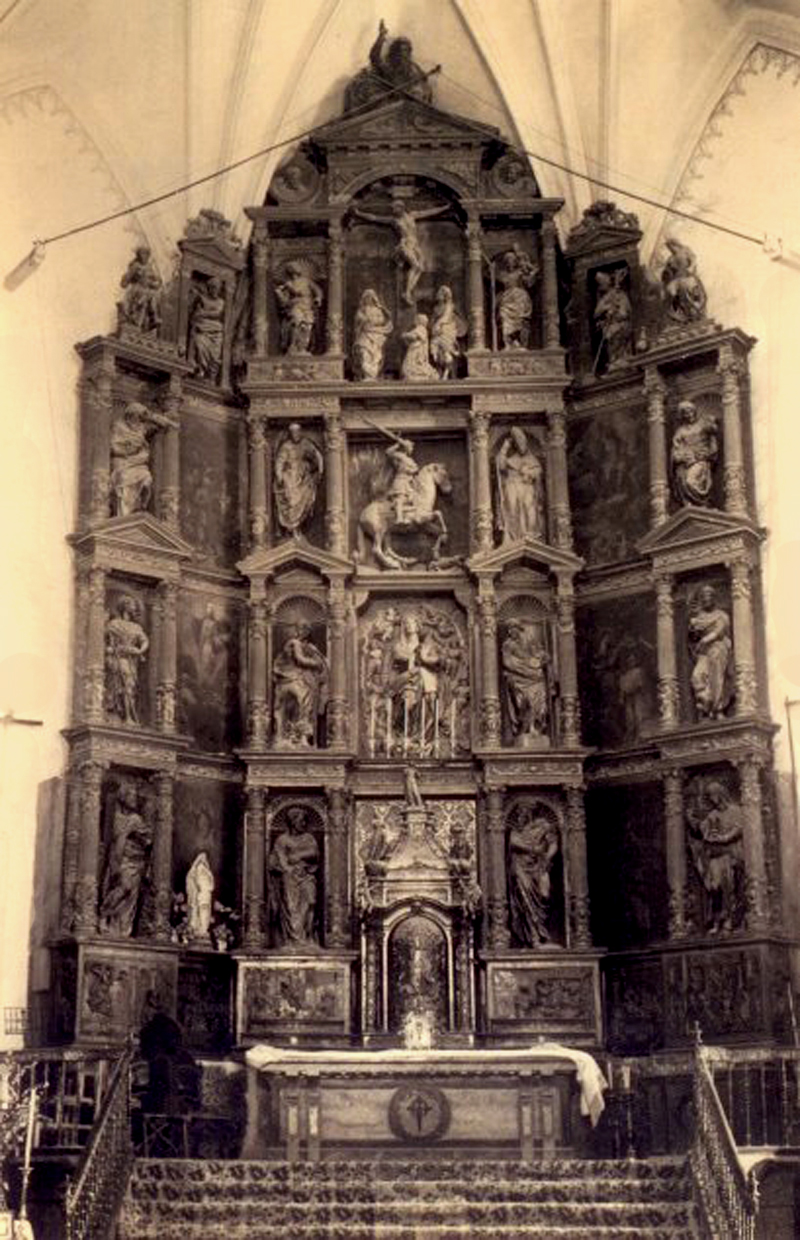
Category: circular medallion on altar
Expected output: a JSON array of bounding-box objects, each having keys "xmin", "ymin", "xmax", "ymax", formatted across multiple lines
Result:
[{"xmin": 388, "ymin": 1083, "xmax": 451, "ymax": 1142}]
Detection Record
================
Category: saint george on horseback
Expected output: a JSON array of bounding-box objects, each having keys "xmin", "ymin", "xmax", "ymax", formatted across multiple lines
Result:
[{"xmin": 357, "ymin": 424, "xmax": 453, "ymax": 570}]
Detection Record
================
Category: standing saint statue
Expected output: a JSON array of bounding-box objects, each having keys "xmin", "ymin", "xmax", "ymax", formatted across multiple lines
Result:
[
  {"xmin": 269, "ymin": 807, "xmax": 320, "ymax": 947},
  {"xmin": 495, "ymin": 426, "xmax": 545, "ymax": 543},
  {"xmin": 110, "ymin": 401, "xmax": 172, "ymax": 516},
  {"xmin": 185, "ymin": 851, "xmax": 215, "ymax": 942},
  {"xmin": 501, "ymin": 621, "xmax": 551, "ymax": 745},
  {"xmin": 118, "ymin": 245, "xmax": 162, "ymax": 334},
  {"xmin": 593, "ymin": 269, "xmax": 632, "ymax": 372},
  {"xmin": 495, "ymin": 245, "xmax": 538, "ymax": 349},
  {"xmin": 187, "ymin": 276, "xmax": 225, "ymax": 382},
  {"xmin": 352, "ymin": 288, "xmax": 393, "ymax": 380},
  {"xmin": 661, "ymin": 237, "xmax": 708, "ymax": 323},
  {"xmin": 507, "ymin": 808, "xmax": 559, "ymax": 946},
  {"xmin": 272, "ymin": 623, "xmax": 329, "ymax": 748},
  {"xmin": 274, "ymin": 259, "xmax": 323, "ymax": 355},
  {"xmin": 670, "ymin": 399, "xmax": 719, "ymax": 507},
  {"xmin": 105, "ymin": 594, "xmax": 149, "ymax": 723},
  {"xmin": 400, "ymin": 313, "xmax": 438, "ymax": 380},
  {"xmin": 353, "ymin": 199, "xmax": 448, "ymax": 305},
  {"xmin": 688, "ymin": 585, "xmax": 734, "ymax": 719},
  {"xmin": 429, "ymin": 285, "xmax": 465, "ymax": 379},
  {"xmin": 273, "ymin": 422, "xmax": 324, "ymax": 538},
  {"xmin": 98, "ymin": 779, "xmax": 153, "ymax": 937},
  {"xmin": 687, "ymin": 779, "xmax": 744, "ymax": 935}
]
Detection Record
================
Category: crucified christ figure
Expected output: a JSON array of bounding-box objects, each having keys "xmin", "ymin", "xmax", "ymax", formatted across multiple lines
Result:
[{"xmin": 353, "ymin": 200, "xmax": 448, "ymax": 304}]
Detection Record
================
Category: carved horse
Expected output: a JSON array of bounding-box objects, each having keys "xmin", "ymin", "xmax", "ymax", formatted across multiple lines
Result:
[{"xmin": 358, "ymin": 461, "xmax": 452, "ymax": 570}]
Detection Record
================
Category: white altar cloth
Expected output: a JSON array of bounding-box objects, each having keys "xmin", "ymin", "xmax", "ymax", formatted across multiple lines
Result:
[{"xmin": 246, "ymin": 1040, "xmax": 608, "ymax": 1126}]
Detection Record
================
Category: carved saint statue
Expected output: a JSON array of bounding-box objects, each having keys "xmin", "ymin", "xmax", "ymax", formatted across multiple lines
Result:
[
  {"xmin": 687, "ymin": 778, "xmax": 744, "ymax": 934},
  {"xmin": 401, "ymin": 313, "xmax": 438, "ymax": 380},
  {"xmin": 110, "ymin": 400, "xmax": 171, "ymax": 516},
  {"xmin": 344, "ymin": 21, "xmax": 433, "ymax": 112},
  {"xmin": 688, "ymin": 585, "xmax": 734, "ymax": 719},
  {"xmin": 272, "ymin": 623, "xmax": 329, "ymax": 748},
  {"xmin": 507, "ymin": 808, "xmax": 559, "ymax": 946},
  {"xmin": 403, "ymin": 764, "xmax": 425, "ymax": 809},
  {"xmin": 661, "ymin": 238, "xmax": 708, "ymax": 323},
  {"xmin": 352, "ymin": 288, "xmax": 393, "ymax": 380},
  {"xmin": 353, "ymin": 199, "xmax": 448, "ymax": 305},
  {"xmin": 501, "ymin": 621, "xmax": 550, "ymax": 745},
  {"xmin": 185, "ymin": 851, "xmax": 215, "ymax": 941},
  {"xmin": 105, "ymin": 594, "xmax": 149, "ymax": 723},
  {"xmin": 118, "ymin": 245, "xmax": 162, "ymax": 334},
  {"xmin": 98, "ymin": 779, "xmax": 152, "ymax": 937},
  {"xmin": 187, "ymin": 276, "xmax": 225, "ymax": 382},
  {"xmin": 269, "ymin": 807, "xmax": 320, "ymax": 946},
  {"xmin": 670, "ymin": 399, "xmax": 719, "ymax": 507},
  {"xmin": 495, "ymin": 426, "xmax": 545, "ymax": 543},
  {"xmin": 495, "ymin": 245, "xmax": 538, "ymax": 349},
  {"xmin": 593, "ymin": 269, "xmax": 632, "ymax": 371},
  {"xmin": 273, "ymin": 422, "xmax": 324, "ymax": 538},
  {"xmin": 429, "ymin": 285, "xmax": 465, "ymax": 379},
  {"xmin": 275, "ymin": 260, "xmax": 323, "ymax": 355}
]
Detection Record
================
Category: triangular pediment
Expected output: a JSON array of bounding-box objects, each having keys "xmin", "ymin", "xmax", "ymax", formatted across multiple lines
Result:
[
  {"xmin": 637, "ymin": 507, "xmax": 762, "ymax": 555},
  {"xmin": 237, "ymin": 538, "xmax": 352, "ymax": 581},
  {"xmin": 468, "ymin": 536, "xmax": 583, "ymax": 578},
  {"xmin": 313, "ymin": 96, "xmax": 499, "ymax": 150},
  {"xmin": 70, "ymin": 513, "xmax": 193, "ymax": 560}
]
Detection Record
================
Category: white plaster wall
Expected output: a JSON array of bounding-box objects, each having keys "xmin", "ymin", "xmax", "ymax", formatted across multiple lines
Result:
[{"xmin": 1, "ymin": 0, "xmax": 799, "ymax": 1044}]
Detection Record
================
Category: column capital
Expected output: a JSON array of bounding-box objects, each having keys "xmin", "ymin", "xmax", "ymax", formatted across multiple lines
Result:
[{"xmin": 644, "ymin": 365, "xmax": 667, "ymax": 402}]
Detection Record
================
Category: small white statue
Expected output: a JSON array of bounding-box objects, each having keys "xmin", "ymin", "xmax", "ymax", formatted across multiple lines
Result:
[{"xmin": 185, "ymin": 851, "xmax": 215, "ymax": 941}]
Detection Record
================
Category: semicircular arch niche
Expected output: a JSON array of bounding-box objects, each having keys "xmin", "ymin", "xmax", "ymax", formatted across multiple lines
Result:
[
  {"xmin": 271, "ymin": 596, "xmax": 329, "ymax": 750},
  {"xmin": 387, "ymin": 913, "xmax": 449, "ymax": 1035},
  {"xmin": 505, "ymin": 797, "xmax": 565, "ymax": 949},
  {"xmin": 266, "ymin": 801, "xmax": 326, "ymax": 950}
]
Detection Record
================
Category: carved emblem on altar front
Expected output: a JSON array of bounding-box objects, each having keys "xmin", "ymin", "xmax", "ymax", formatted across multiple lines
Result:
[{"xmin": 388, "ymin": 1084, "xmax": 451, "ymax": 1142}]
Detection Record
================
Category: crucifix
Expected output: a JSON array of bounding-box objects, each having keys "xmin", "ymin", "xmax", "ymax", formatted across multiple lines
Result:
[{"xmin": 352, "ymin": 194, "xmax": 448, "ymax": 305}]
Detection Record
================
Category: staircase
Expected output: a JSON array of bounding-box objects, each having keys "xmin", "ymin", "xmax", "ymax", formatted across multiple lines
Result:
[{"xmin": 117, "ymin": 1155, "xmax": 697, "ymax": 1239}]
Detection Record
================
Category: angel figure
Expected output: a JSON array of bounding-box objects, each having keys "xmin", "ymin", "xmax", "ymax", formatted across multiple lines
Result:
[
  {"xmin": 429, "ymin": 285, "xmax": 466, "ymax": 379},
  {"xmin": 352, "ymin": 198, "xmax": 449, "ymax": 304}
]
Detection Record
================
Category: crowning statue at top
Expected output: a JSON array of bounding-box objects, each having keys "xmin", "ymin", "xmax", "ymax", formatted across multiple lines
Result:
[{"xmin": 345, "ymin": 21, "xmax": 434, "ymax": 112}]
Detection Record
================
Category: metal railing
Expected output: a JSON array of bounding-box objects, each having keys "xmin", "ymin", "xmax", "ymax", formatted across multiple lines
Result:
[
  {"xmin": 64, "ymin": 1046, "xmax": 133, "ymax": 1240},
  {"xmin": 691, "ymin": 1039, "xmax": 758, "ymax": 1240}
]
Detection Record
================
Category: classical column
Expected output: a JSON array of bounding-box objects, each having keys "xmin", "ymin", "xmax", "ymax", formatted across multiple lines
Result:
[
  {"xmin": 664, "ymin": 768, "xmax": 688, "ymax": 939},
  {"xmin": 73, "ymin": 569, "xmax": 90, "ymax": 725},
  {"xmin": 252, "ymin": 223, "xmax": 269, "ymax": 356},
  {"xmin": 327, "ymin": 581, "xmax": 348, "ymax": 748},
  {"xmin": 73, "ymin": 760, "xmax": 105, "ymax": 935},
  {"xmin": 485, "ymin": 788, "xmax": 510, "ymax": 949},
  {"xmin": 159, "ymin": 377, "xmax": 181, "ymax": 530},
  {"xmin": 325, "ymin": 787, "xmax": 349, "ymax": 947},
  {"xmin": 324, "ymin": 412, "xmax": 347, "ymax": 557},
  {"xmin": 547, "ymin": 408, "xmax": 573, "ymax": 551},
  {"xmin": 738, "ymin": 758, "xmax": 770, "ymax": 931},
  {"xmin": 541, "ymin": 217, "xmax": 559, "ymax": 349},
  {"xmin": 718, "ymin": 345, "xmax": 747, "ymax": 517},
  {"xmin": 84, "ymin": 566, "xmax": 107, "ymax": 723},
  {"xmin": 556, "ymin": 576, "xmax": 580, "ymax": 746},
  {"xmin": 152, "ymin": 772, "xmax": 174, "ymax": 940},
  {"xmin": 466, "ymin": 217, "xmax": 486, "ymax": 351},
  {"xmin": 247, "ymin": 412, "xmax": 269, "ymax": 549},
  {"xmin": 566, "ymin": 787, "xmax": 591, "ymax": 948},
  {"xmin": 244, "ymin": 786, "xmax": 266, "ymax": 949},
  {"xmin": 363, "ymin": 922, "xmax": 380, "ymax": 1033},
  {"xmin": 156, "ymin": 580, "xmax": 177, "ymax": 732},
  {"xmin": 86, "ymin": 353, "xmax": 114, "ymax": 523},
  {"xmin": 468, "ymin": 409, "xmax": 493, "ymax": 554},
  {"xmin": 729, "ymin": 555, "xmax": 758, "ymax": 716},
  {"xmin": 247, "ymin": 595, "xmax": 268, "ymax": 746},
  {"xmin": 477, "ymin": 584, "xmax": 501, "ymax": 747},
  {"xmin": 644, "ymin": 367, "xmax": 669, "ymax": 527},
  {"xmin": 60, "ymin": 765, "xmax": 84, "ymax": 932},
  {"xmin": 654, "ymin": 572, "xmax": 680, "ymax": 726},
  {"xmin": 326, "ymin": 220, "xmax": 344, "ymax": 356}
]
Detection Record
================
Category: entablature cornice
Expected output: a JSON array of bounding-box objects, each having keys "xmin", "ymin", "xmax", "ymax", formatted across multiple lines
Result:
[
  {"xmin": 351, "ymin": 763, "xmax": 476, "ymax": 799},
  {"xmin": 637, "ymin": 324, "xmax": 755, "ymax": 370},
  {"xmin": 655, "ymin": 719, "xmax": 777, "ymax": 767},
  {"xmin": 76, "ymin": 333, "xmax": 191, "ymax": 379},
  {"xmin": 63, "ymin": 724, "xmax": 189, "ymax": 771},
  {"xmin": 480, "ymin": 753, "xmax": 588, "ymax": 788},
  {"xmin": 241, "ymin": 755, "xmax": 349, "ymax": 789},
  {"xmin": 576, "ymin": 562, "xmax": 652, "ymax": 601}
]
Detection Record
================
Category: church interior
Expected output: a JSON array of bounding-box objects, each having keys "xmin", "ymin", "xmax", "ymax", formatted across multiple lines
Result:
[{"xmin": 3, "ymin": 1, "xmax": 800, "ymax": 1237}]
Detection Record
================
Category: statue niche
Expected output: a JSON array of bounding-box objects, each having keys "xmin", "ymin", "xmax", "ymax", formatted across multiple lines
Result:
[
  {"xmin": 494, "ymin": 425, "xmax": 546, "ymax": 545},
  {"xmin": 271, "ymin": 607, "xmax": 329, "ymax": 750},
  {"xmin": 110, "ymin": 401, "xmax": 172, "ymax": 517},
  {"xmin": 670, "ymin": 399, "xmax": 719, "ymax": 509},
  {"xmin": 98, "ymin": 777, "xmax": 153, "ymax": 938},
  {"xmin": 268, "ymin": 805, "xmax": 323, "ymax": 949},
  {"xmin": 686, "ymin": 582, "xmax": 734, "ymax": 721},
  {"xmin": 387, "ymin": 915, "xmax": 449, "ymax": 1036},
  {"xmin": 499, "ymin": 614, "xmax": 554, "ymax": 749},
  {"xmin": 506, "ymin": 801, "xmax": 563, "ymax": 948},
  {"xmin": 591, "ymin": 265, "xmax": 633, "ymax": 376},
  {"xmin": 105, "ymin": 589, "xmax": 150, "ymax": 725},
  {"xmin": 686, "ymin": 772, "xmax": 745, "ymax": 935},
  {"xmin": 273, "ymin": 422, "xmax": 324, "ymax": 540},
  {"xmin": 274, "ymin": 258, "xmax": 324, "ymax": 355}
]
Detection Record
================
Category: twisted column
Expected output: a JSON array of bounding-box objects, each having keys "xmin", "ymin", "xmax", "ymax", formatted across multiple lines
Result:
[
  {"xmin": 244, "ymin": 786, "xmax": 266, "ymax": 948},
  {"xmin": 477, "ymin": 585, "xmax": 501, "ymax": 747},
  {"xmin": 252, "ymin": 224, "xmax": 269, "ymax": 356},
  {"xmin": 566, "ymin": 787, "xmax": 591, "ymax": 947},
  {"xmin": 466, "ymin": 217, "xmax": 486, "ymax": 351},
  {"xmin": 664, "ymin": 768, "xmax": 688, "ymax": 939},
  {"xmin": 541, "ymin": 217, "xmax": 559, "ymax": 349},
  {"xmin": 738, "ymin": 758, "xmax": 769, "ymax": 931},
  {"xmin": 469, "ymin": 409, "xmax": 493, "ymax": 554},
  {"xmin": 324, "ymin": 412, "xmax": 347, "ymax": 557},
  {"xmin": 645, "ymin": 367, "xmax": 669, "ymax": 527},
  {"xmin": 247, "ymin": 596, "xmax": 268, "ymax": 746},
  {"xmin": 325, "ymin": 788, "xmax": 349, "ymax": 947},
  {"xmin": 484, "ymin": 788, "xmax": 509, "ymax": 949},
  {"xmin": 152, "ymin": 773, "xmax": 174, "ymax": 940},
  {"xmin": 247, "ymin": 413, "xmax": 269, "ymax": 549},
  {"xmin": 85, "ymin": 567, "xmax": 107, "ymax": 723},
  {"xmin": 556, "ymin": 576, "xmax": 580, "ymax": 746},
  {"xmin": 654, "ymin": 572, "xmax": 679, "ymax": 726},
  {"xmin": 73, "ymin": 760, "xmax": 105, "ymax": 935},
  {"xmin": 730, "ymin": 555, "xmax": 758, "ymax": 716},
  {"xmin": 156, "ymin": 581, "xmax": 177, "ymax": 732},
  {"xmin": 547, "ymin": 409, "xmax": 572, "ymax": 550},
  {"xmin": 327, "ymin": 581, "xmax": 348, "ymax": 748},
  {"xmin": 326, "ymin": 221, "xmax": 344, "ymax": 355},
  {"xmin": 718, "ymin": 346, "xmax": 747, "ymax": 516},
  {"xmin": 159, "ymin": 377, "xmax": 181, "ymax": 530}
]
